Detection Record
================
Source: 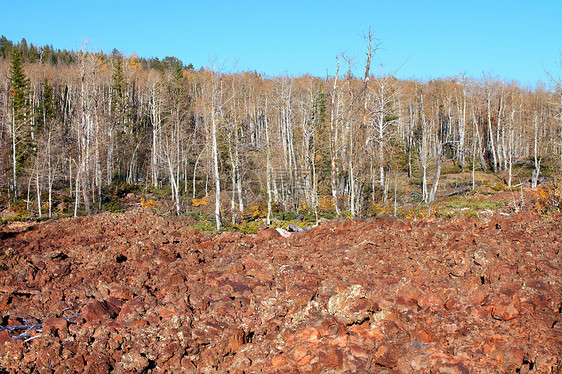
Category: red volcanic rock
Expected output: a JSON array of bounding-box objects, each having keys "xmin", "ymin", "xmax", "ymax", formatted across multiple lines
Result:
[
  {"xmin": 82, "ymin": 300, "xmax": 120, "ymax": 323},
  {"xmin": 42, "ymin": 317, "xmax": 69, "ymax": 338},
  {"xmin": 0, "ymin": 210, "xmax": 559, "ymax": 373},
  {"xmin": 256, "ymin": 227, "xmax": 282, "ymax": 241},
  {"xmin": 0, "ymin": 330, "xmax": 11, "ymax": 344},
  {"xmin": 491, "ymin": 295, "xmax": 521, "ymax": 321},
  {"xmin": 373, "ymin": 343, "xmax": 399, "ymax": 368}
]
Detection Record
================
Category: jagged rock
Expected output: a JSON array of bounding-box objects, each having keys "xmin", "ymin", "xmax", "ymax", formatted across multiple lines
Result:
[{"xmin": 0, "ymin": 210, "xmax": 559, "ymax": 372}]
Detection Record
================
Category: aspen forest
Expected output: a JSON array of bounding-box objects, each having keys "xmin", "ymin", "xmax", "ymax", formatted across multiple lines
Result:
[{"xmin": 1, "ymin": 36, "xmax": 561, "ymax": 229}]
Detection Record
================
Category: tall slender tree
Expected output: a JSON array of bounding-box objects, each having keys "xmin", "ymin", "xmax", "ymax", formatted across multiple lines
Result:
[{"xmin": 8, "ymin": 48, "xmax": 31, "ymax": 199}]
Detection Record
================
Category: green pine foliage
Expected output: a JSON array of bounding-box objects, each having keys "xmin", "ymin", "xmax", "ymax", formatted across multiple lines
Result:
[
  {"xmin": 0, "ymin": 35, "xmax": 193, "ymax": 72},
  {"xmin": 36, "ymin": 79, "xmax": 57, "ymax": 132},
  {"xmin": 7, "ymin": 48, "xmax": 32, "ymax": 197},
  {"xmin": 8, "ymin": 49, "xmax": 31, "ymax": 121}
]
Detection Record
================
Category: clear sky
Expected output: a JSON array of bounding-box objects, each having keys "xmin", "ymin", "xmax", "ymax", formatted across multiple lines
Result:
[{"xmin": 2, "ymin": 0, "xmax": 561, "ymax": 87}]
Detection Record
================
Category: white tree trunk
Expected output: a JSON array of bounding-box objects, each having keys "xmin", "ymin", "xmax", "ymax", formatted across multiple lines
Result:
[
  {"xmin": 265, "ymin": 112, "xmax": 273, "ymax": 225},
  {"xmin": 329, "ymin": 59, "xmax": 341, "ymax": 216},
  {"xmin": 531, "ymin": 114, "xmax": 541, "ymax": 188},
  {"xmin": 11, "ymin": 110, "xmax": 18, "ymax": 199},
  {"xmin": 487, "ymin": 91, "xmax": 498, "ymax": 172},
  {"xmin": 211, "ymin": 104, "xmax": 222, "ymax": 230}
]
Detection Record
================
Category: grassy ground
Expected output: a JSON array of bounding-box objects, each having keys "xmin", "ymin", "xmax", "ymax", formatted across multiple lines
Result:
[{"xmin": 1, "ymin": 161, "xmax": 560, "ymax": 233}]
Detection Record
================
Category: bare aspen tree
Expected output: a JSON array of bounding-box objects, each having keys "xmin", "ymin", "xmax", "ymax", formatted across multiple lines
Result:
[
  {"xmin": 531, "ymin": 113, "xmax": 541, "ymax": 188},
  {"xmin": 496, "ymin": 92, "xmax": 504, "ymax": 169},
  {"xmin": 150, "ymin": 80, "xmax": 161, "ymax": 188},
  {"xmin": 264, "ymin": 99, "xmax": 273, "ymax": 225},
  {"xmin": 211, "ymin": 88, "xmax": 221, "ymax": 228},
  {"xmin": 420, "ymin": 92, "xmax": 429, "ymax": 202},
  {"xmin": 75, "ymin": 44, "xmax": 95, "ymax": 215},
  {"xmin": 486, "ymin": 84, "xmax": 499, "ymax": 172},
  {"xmin": 209, "ymin": 67, "xmax": 237, "ymax": 230},
  {"xmin": 371, "ymin": 73, "xmax": 397, "ymax": 200},
  {"xmin": 341, "ymin": 53, "xmax": 358, "ymax": 216},
  {"xmin": 458, "ymin": 75, "xmax": 467, "ymax": 170},
  {"xmin": 506, "ymin": 99, "xmax": 520, "ymax": 187},
  {"xmin": 329, "ymin": 57, "xmax": 341, "ymax": 215},
  {"xmin": 428, "ymin": 101, "xmax": 447, "ymax": 203}
]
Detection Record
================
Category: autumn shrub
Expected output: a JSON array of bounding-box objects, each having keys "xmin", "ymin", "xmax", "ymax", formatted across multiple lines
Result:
[
  {"xmin": 398, "ymin": 204, "xmax": 436, "ymax": 220},
  {"xmin": 318, "ymin": 195, "xmax": 335, "ymax": 213},
  {"xmin": 532, "ymin": 180, "xmax": 562, "ymax": 214},
  {"xmin": 191, "ymin": 196, "xmax": 209, "ymax": 207},
  {"xmin": 244, "ymin": 201, "xmax": 279, "ymax": 220},
  {"xmin": 140, "ymin": 197, "xmax": 158, "ymax": 210},
  {"xmin": 365, "ymin": 202, "xmax": 392, "ymax": 217}
]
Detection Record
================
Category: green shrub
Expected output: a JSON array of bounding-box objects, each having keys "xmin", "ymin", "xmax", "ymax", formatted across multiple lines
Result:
[
  {"xmin": 191, "ymin": 219, "xmax": 220, "ymax": 235},
  {"xmin": 442, "ymin": 197, "xmax": 506, "ymax": 211},
  {"xmin": 102, "ymin": 199, "xmax": 124, "ymax": 213}
]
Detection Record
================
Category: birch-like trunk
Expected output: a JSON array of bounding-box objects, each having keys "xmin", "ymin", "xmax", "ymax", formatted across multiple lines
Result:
[
  {"xmin": 329, "ymin": 59, "xmax": 341, "ymax": 215},
  {"xmin": 211, "ymin": 101, "xmax": 222, "ymax": 230},
  {"xmin": 420, "ymin": 93, "xmax": 429, "ymax": 203},
  {"xmin": 487, "ymin": 91, "xmax": 498, "ymax": 172},
  {"xmin": 428, "ymin": 136, "xmax": 442, "ymax": 203},
  {"xmin": 265, "ymin": 106, "xmax": 273, "ymax": 225},
  {"xmin": 11, "ymin": 111, "xmax": 17, "ymax": 200},
  {"xmin": 531, "ymin": 114, "xmax": 541, "ymax": 188}
]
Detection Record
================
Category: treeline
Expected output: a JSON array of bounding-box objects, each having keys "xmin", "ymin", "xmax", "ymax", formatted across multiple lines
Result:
[
  {"xmin": 1, "ymin": 35, "xmax": 560, "ymax": 227},
  {"xmin": 0, "ymin": 36, "xmax": 194, "ymax": 71}
]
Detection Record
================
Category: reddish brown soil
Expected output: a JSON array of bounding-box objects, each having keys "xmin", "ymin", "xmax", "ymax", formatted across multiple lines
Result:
[{"xmin": 0, "ymin": 209, "xmax": 560, "ymax": 373}]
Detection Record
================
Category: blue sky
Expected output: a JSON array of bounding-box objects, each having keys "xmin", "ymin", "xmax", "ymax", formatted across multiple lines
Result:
[{"xmin": 2, "ymin": 0, "xmax": 561, "ymax": 87}]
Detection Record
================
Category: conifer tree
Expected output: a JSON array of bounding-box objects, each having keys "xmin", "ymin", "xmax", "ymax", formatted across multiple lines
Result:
[{"xmin": 8, "ymin": 48, "xmax": 31, "ymax": 199}]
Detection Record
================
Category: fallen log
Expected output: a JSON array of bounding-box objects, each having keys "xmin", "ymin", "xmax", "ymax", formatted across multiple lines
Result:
[
  {"xmin": 0, "ymin": 312, "xmax": 83, "ymax": 340},
  {"xmin": 441, "ymin": 187, "xmax": 472, "ymax": 197}
]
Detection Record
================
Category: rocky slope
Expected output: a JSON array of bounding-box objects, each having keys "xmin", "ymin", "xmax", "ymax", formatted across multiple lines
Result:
[{"xmin": 0, "ymin": 210, "xmax": 560, "ymax": 373}]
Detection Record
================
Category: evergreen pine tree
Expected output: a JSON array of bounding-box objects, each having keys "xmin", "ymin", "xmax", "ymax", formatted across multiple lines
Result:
[
  {"xmin": 0, "ymin": 35, "xmax": 13, "ymax": 59},
  {"xmin": 8, "ymin": 48, "xmax": 32, "ymax": 198},
  {"xmin": 111, "ymin": 57, "xmax": 128, "ymax": 126},
  {"xmin": 37, "ymin": 79, "xmax": 57, "ymax": 131}
]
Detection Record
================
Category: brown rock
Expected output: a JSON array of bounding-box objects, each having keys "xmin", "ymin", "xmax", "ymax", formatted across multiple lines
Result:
[
  {"xmin": 0, "ymin": 209, "xmax": 560, "ymax": 373},
  {"xmin": 257, "ymin": 228, "xmax": 282, "ymax": 241},
  {"xmin": 373, "ymin": 343, "xmax": 398, "ymax": 368},
  {"xmin": 108, "ymin": 283, "xmax": 134, "ymax": 300},
  {"xmin": 83, "ymin": 353, "xmax": 113, "ymax": 374},
  {"xmin": 535, "ymin": 351, "xmax": 560, "ymax": 372},
  {"xmin": 224, "ymin": 328, "xmax": 247, "ymax": 355},
  {"xmin": 42, "ymin": 317, "xmax": 68, "ymax": 337},
  {"xmin": 82, "ymin": 300, "xmax": 119, "ymax": 323},
  {"xmin": 417, "ymin": 290, "xmax": 444, "ymax": 311},
  {"xmin": 491, "ymin": 295, "xmax": 521, "ymax": 321},
  {"xmin": 281, "ymin": 266, "xmax": 319, "ymax": 314},
  {"xmin": 431, "ymin": 361, "xmax": 470, "ymax": 374},
  {"xmin": 0, "ymin": 330, "xmax": 11, "ymax": 344},
  {"xmin": 116, "ymin": 297, "xmax": 146, "ymax": 323},
  {"xmin": 270, "ymin": 354, "xmax": 289, "ymax": 368}
]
